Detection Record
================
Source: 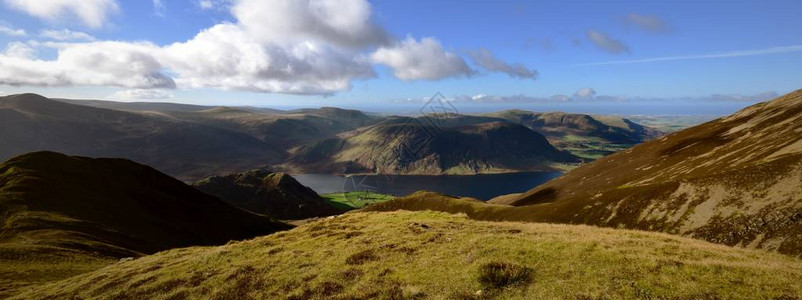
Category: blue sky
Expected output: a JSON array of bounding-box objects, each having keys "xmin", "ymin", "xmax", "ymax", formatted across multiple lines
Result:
[{"xmin": 0, "ymin": 0, "xmax": 800, "ymax": 114}]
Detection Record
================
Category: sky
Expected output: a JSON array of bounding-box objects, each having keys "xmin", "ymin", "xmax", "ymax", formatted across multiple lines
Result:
[{"xmin": 0, "ymin": 0, "xmax": 800, "ymax": 115}]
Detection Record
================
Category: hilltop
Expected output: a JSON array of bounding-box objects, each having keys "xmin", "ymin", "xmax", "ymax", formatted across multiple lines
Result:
[
  {"xmin": 485, "ymin": 110, "xmax": 664, "ymax": 159},
  {"xmin": 0, "ymin": 152, "xmax": 290, "ymax": 296},
  {"xmin": 287, "ymin": 118, "xmax": 580, "ymax": 174},
  {"xmin": 194, "ymin": 169, "xmax": 343, "ymax": 220},
  {"xmin": 0, "ymin": 94, "xmax": 284, "ymax": 180},
  {"xmin": 366, "ymin": 90, "xmax": 802, "ymax": 255},
  {"xmin": 14, "ymin": 211, "xmax": 802, "ymax": 299}
]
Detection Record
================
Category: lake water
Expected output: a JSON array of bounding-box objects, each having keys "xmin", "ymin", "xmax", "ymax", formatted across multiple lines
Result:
[{"xmin": 293, "ymin": 172, "xmax": 562, "ymax": 201}]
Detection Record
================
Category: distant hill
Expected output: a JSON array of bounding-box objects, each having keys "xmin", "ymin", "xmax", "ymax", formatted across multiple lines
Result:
[
  {"xmin": 366, "ymin": 90, "xmax": 802, "ymax": 256},
  {"xmin": 194, "ymin": 169, "xmax": 343, "ymax": 220},
  {"xmin": 16, "ymin": 210, "xmax": 802, "ymax": 299},
  {"xmin": 0, "ymin": 151, "xmax": 290, "ymax": 295},
  {"xmin": 2, "ymin": 94, "xmax": 660, "ymax": 179},
  {"xmin": 287, "ymin": 117, "xmax": 581, "ymax": 174},
  {"xmin": 485, "ymin": 110, "xmax": 664, "ymax": 159},
  {"xmin": 0, "ymin": 94, "xmax": 284, "ymax": 180}
]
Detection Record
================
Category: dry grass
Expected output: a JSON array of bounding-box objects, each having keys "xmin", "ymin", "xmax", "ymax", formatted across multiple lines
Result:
[{"xmin": 13, "ymin": 210, "xmax": 802, "ymax": 299}]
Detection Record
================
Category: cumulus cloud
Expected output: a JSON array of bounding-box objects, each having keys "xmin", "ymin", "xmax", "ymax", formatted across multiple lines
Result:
[
  {"xmin": 232, "ymin": 0, "xmax": 389, "ymax": 48},
  {"xmin": 161, "ymin": 24, "xmax": 375, "ymax": 94},
  {"xmin": 467, "ymin": 48, "xmax": 538, "ymax": 80},
  {"xmin": 39, "ymin": 29, "xmax": 95, "ymax": 41},
  {"xmin": 113, "ymin": 88, "xmax": 173, "ymax": 100},
  {"xmin": 0, "ymin": 0, "xmax": 495, "ymax": 95},
  {"xmin": 573, "ymin": 87, "xmax": 596, "ymax": 99},
  {"xmin": 3, "ymin": 0, "xmax": 120, "ymax": 28},
  {"xmin": 586, "ymin": 29, "xmax": 630, "ymax": 54},
  {"xmin": 371, "ymin": 37, "xmax": 473, "ymax": 81},
  {"xmin": 4, "ymin": 42, "xmax": 35, "ymax": 58},
  {"xmin": 0, "ymin": 25, "xmax": 26, "ymax": 36},
  {"xmin": 625, "ymin": 13, "xmax": 670, "ymax": 33},
  {"xmin": 0, "ymin": 41, "xmax": 175, "ymax": 88}
]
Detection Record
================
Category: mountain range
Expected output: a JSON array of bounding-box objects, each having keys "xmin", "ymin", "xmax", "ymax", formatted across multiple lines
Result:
[
  {"xmin": 366, "ymin": 90, "xmax": 802, "ymax": 256},
  {"xmin": 0, "ymin": 93, "xmax": 662, "ymax": 180},
  {"xmin": 1, "ymin": 91, "xmax": 801, "ymax": 298}
]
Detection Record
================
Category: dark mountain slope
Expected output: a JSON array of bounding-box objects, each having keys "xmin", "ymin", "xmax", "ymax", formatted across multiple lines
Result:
[
  {"xmin": 0, "ymin": 93, "xmax": 283, "ymax": 180},
  {"xmin": 367, "ymin": 90, "xmax": 802, "ymax": 255},
  {"xmin": 194, "ymin": 170, "xmax": 343, "ymax": 220},
  {"xmin": 288, "ymin": 118, "xmax": 580, "ymax": 174},
  {"xmin": 0, "ymin": 151, "xmax": 290, "ymax": 294}
]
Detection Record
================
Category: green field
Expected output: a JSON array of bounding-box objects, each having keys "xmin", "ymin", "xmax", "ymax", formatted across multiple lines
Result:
[{"xmin": 321, "ymin": 192, "xmax": 395, "ymax": 210}]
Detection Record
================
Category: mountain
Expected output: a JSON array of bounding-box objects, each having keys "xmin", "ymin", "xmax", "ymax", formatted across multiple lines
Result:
[
  {"xmin": 15, "ymin": 210, "xmax": 802, "ymax": 299},
  {"xmin": 0, "ymin": 151, "xmax": 291, "ymax": 296},
  {"xmin": 287, "ymin": 117, "xmax": 581, "ymax": 174},
  {"xmin": 365, "ymin": 90, "xmax": 802, "ymax": 255},
  {"xmin": 55, "ymin": 98, "xmax": 219, "ymax": 113},
  {"xmin": 160, "ymin": 106, "xmax": 379, "ymax": 146},
  {"xmin": 0, "ymin": 93, "xmax": 284, "ymax": 180},
  {"xmin": 485, "ymin": 110, "xmax": 664, "ymax": 159},
  {"xmin": 194, "ymin": 169, "xmax": 343, "ymax": 220}
]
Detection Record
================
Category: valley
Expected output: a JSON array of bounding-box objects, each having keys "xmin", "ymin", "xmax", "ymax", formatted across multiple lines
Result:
[{"xmin": 0, "ymin": 94, "xmax": 668, "ymax": 181}]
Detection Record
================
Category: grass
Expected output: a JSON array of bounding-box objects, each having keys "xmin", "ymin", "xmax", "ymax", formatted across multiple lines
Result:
[
  {"xmin": 15, "ymin": 210, "xmax": 802, "ymax": 299},
  {"xmin": 321, "ymin": 192, "xmax": 395, "ymax": 210}
]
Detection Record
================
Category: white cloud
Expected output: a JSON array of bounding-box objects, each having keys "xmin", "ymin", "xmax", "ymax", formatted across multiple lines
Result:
[
  {"xmin": 4, "ymin": 42, "xmax": 35, "ymax": 58},
  {"xmin": 113, "ymin": 88, "xmax": 173, "ymax": 101},
  {"xmin": 573, "ymin": 87, "xmax": 597, "ymax": 99},
  {"xmin": 161, "ymin": 23, "xmax": 374, "ymax": 95},
  {"xmin": 39, "ymin": 29, "xmax": 96, "ymax": 41},
  {"xmin": 575, "ymin": 45, "xmax": 802, "ymax": 67},
  {"xmin": 625, "ymin": 13, "xmax": 670, "ymax": 33},
  {"xmin": 232, "ymin": 0, "xmax": 388, "ymax": 48},
  {"xmin": 153, "ymin": 0, "xmax": 165, "ymax": 17},
  {"xmin": 3, "ymin": 0, "xmax": 119, "ymax": 28},
  {"xmin": 0, "ymin": 25, "xmax": 26, "ymax": 36},
  {"xmin": 198, "ymin": 0, "xmax": 229, "ymax": 10},
  {"xmin": 468, "ymin": 48, "xmax": 537, "ymax": 80},
  {"xmin": 0, "ymin": 41, "xmax": 175, "ymax": 88},
  {"xmin": 371, "ymin": 37, "xmax": 473, "ymax": 81},
  {"xmin": 586, "ymin": 29, "xmax": 630, "ymax": 54}
]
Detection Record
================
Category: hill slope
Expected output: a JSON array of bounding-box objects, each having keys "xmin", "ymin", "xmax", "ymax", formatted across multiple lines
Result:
[
  {"xmin": 367, "ymin": 91, "xmax": 802, "ymax": 255},
  {"xmin": 15, "ymin": 211, "xmax": 802, "ymax": 299},
  {"xmin": 0, "ymin": 93, "xmax": 283, "ymax": 180},
  {"xmin": 0, "ymin": 152, "xmax": 290, "ymax": 295},
  {"xmin": 287, "ymin": 118, "xmax": 580, "ymax": 174},
  {"xmin": 194, "ymin": 170, "xmax": 343, "ymax": 220},
  {"xmin": 485, "ymin": 110, "xmax": 663, "ymax": 159}
]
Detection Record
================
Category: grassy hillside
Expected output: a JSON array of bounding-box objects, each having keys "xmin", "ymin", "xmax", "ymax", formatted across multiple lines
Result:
[
  {"xmin": 367, "ymin": 91, "xmax": 802, "ymax": 256},
  {"xmin": 0, "ymin": 93, "xmax": 284, "ymax": 181},
  {"xmin": 321, "ymin": 192, "xmax": 395, "ymax": 210},
  {"xmin": 0, "ymin": 151, "xmax": 291, "ymax": 296},
  {"xmin": 485, "ymin": 110, "xmax": 664, "ymax": 159},
  {"xmin": 194, "ymin": 169, "xmax": 344, "ymax": 220},
  {"xmin": 287, "ymin": 118, "xmax": 580, "ymax": 174},
  {"xmin": 14, "ymin": 211, "xmax": 802, "ymax": 299}
]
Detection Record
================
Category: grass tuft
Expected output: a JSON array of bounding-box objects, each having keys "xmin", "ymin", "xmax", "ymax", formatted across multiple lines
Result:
[
  {"xmin": 477, "ymin": 262, "xmax": 533, "ymax": 290},
  {"xmin": 346, "ymin": 249, "xmax": 380, "ymax": 265}
]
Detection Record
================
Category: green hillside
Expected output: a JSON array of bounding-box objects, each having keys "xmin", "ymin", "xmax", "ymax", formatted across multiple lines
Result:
[{"xmin": 14, "ymin": 211, "xmax": 802, "ymax": 299}]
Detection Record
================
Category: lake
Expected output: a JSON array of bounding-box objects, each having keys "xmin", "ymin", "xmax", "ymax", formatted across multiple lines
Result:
[{"xmin": 293, "ymin": 172, "xmax": 562, "ymax": 201}]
